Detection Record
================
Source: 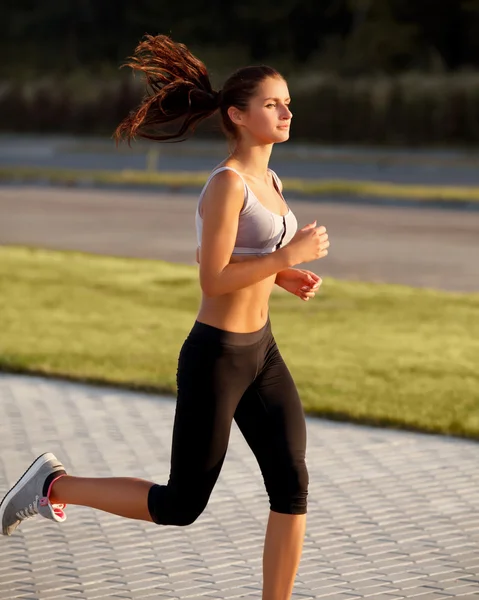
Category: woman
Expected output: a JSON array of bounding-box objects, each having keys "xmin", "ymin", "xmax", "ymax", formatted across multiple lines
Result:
[{"xmin": 0, "ymin": 35, "xmax": 329, "ymax": 600}]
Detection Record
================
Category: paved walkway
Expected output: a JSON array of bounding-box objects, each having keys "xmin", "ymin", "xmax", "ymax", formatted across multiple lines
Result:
[{"xmin": 1, "ymin": 374, "xmax": 478, "ymax": 599}]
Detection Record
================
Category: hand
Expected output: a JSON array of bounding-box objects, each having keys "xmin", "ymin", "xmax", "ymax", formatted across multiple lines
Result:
[
  {"xmin": 286, "ymin": 221, "xmax": 330, "ymax": 265},
  {"xmin": 276, "ymin": 268, "xmax": 322, "ymax": 301}
]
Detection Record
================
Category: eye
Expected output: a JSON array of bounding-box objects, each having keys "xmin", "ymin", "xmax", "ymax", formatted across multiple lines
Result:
[{"xmin": 265, "ymin": 103, "xmax": 277, "ymax": 109}]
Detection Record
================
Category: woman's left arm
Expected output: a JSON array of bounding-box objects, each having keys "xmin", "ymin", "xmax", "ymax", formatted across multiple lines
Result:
[
  {"xmin": 273, "ymin": 176, "xmax": 321, "ymax": 300},
  {"xmin": 275, "ymin": 268, "xmax": 322, "ymax": 301}
]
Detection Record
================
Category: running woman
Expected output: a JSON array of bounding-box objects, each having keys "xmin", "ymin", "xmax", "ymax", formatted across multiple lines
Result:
[{"xmin": 0, "ymin": 35, "xmax": 330, "ymax": 600}]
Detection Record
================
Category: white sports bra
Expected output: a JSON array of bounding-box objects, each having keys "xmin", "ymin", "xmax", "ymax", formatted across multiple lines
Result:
[{"xmin": 196, "ymin": 166, "xmax": 298, "ymax": 255}]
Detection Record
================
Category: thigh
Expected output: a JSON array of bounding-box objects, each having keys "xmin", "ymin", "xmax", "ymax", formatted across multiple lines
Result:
[
  {"xmin": 168, "ymin": 338, "xmax": 255, "ymax": 493},
  {"xmin": 234, "ymin": 340, "xmax": 307, "ymax": 483}
]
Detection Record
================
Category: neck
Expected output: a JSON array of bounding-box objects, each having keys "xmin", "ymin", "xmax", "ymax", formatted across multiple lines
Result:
[{"xmin": 230, "ymin": 141, "xmax": 274, "ymax": 180}]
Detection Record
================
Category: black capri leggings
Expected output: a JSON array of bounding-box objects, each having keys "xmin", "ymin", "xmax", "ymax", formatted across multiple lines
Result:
[{"xmin": 147, "ymin": 318, "xmax": 309, "ymax": 526}]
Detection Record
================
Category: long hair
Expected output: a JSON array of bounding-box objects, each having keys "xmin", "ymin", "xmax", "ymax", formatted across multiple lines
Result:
[{"xmin": 114, "ymin": 35, "xmax": 282, "ymax": 144}]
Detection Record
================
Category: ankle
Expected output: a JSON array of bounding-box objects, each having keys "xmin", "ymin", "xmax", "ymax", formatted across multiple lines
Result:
[{"xmin": 46, "ymin": 473, "xmax": 68, "ymax": 504}]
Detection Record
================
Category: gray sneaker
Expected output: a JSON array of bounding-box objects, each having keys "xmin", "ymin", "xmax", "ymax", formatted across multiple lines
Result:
[{"xmin": 0, "ymin": 452, "xmax": 67, "ymax": 536}]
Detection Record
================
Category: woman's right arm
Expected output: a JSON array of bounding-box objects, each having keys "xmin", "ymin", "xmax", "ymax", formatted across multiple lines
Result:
[{"xmin": 198, "ymin": 171, "xmax": 328, "ymax": 297}]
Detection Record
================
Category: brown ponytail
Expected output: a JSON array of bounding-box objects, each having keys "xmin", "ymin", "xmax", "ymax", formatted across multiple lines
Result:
[
  {"xmin": 115, "ymin": 34, "xmax": 283, "ymax": 144},
  {"xmin": 114, "ymin": 35, "xmax": 220, "ymax": 144}
]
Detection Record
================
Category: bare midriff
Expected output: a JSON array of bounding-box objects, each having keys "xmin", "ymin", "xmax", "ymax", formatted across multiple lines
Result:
[{"xmin": 196, "ymin": 254, "xmax": 277, "ymax": 333}]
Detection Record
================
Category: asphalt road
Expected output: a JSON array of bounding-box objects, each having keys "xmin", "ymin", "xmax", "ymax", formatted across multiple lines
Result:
[
  {"xmin": 1, "ymin": 186, "xmax": 478, "ymax": 292},
  {"xmin": 4, "ymin": 135, "xmax": 479, "ymax": 185}
]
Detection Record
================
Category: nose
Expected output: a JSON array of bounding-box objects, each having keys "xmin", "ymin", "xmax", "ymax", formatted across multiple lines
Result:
[{"xmin": 282, "ymin": 105, "xmax": 292, "ymax": 119}]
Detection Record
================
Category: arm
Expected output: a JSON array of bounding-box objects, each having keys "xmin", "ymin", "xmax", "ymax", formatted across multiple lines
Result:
[
  {"xmin": 274, "ymin": 267, "xmax": 322, "ymax": 301},
  {"xmin": 272, "ymin": 174, "xmax": 289, "ymax": 284},
  {"xmin": 199, "ymin": 171, "xmax": 295, "ymax": 297},
  {"xmin": 198, "ymin": 255, "xmax": 299, "ymax": 287},
  {"xmin": 274, "ymin": 266, "xmax": 319, "ymax": 284},
  {"xmin": 275, "ymin": 267, "xmax": 292, "ymax": 284}
]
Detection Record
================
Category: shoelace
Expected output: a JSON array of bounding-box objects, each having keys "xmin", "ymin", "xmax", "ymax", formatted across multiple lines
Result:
[
  {"xmin": 16, "ymin": 497, "xmax": 39, "ymax": 521},
  {"xmin": 16, "ymin": 498, "xmax": 66, "ymax": 522},
  {"xmin": 39, "ymin": 496, "xmax": 67, "ymax": 520}
]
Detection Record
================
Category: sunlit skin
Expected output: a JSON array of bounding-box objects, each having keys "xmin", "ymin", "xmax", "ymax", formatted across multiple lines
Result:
[
  {"xmin": 191, "ymin": 76, "xmax": 329, "ymax": 599},
  {"xmin": 230, "ymin": 76, "xmax": 294, "ymax": 145},
  {"xmin": 196, "ymin": 76, "xmax": 327, "ymax": 335},
  {"xmin": 50, "ymin": 75, "xmax": 330, "ymax": 600}
]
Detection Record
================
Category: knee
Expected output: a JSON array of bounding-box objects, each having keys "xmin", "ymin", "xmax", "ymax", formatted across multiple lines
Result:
[
  {"xmin": 267, "ymin": 460, "xmax": 309, "ymax": 515},
  {"xmin": 147, "ymin": 484, "xmax": 209, "ymax": 526},
  {"xmin": 166, "ymin": 503, "xmax": 206, "ymax": 527}
]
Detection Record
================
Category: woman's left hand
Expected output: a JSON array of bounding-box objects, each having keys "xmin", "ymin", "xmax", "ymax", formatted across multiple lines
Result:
[{"xmin": 275, "ymin": 268, "xmax": 322, "ymax": 301}]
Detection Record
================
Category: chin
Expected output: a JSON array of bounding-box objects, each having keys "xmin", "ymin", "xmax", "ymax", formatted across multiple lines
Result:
[
  {"xmin": 256, "ymin": 129, "xmax": 290, "ymax": 145},
  {"xmin": 274, "ymin": 130, "xmax": 290, "ymax": 143}
]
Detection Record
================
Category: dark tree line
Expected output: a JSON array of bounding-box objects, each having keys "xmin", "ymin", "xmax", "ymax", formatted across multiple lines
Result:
[
  {"xmin": 4, "ymin": 0, "xmax": 479, "ymax": 144},
  {"xmin": 4, "ymin": 0, "xmax": 479, "ymax": 76}
]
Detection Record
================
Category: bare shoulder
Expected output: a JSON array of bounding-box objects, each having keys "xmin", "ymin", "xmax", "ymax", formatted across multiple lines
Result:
[{"xmin": 201, "ymin": 169, "xmax": 245, "ymax": 215}]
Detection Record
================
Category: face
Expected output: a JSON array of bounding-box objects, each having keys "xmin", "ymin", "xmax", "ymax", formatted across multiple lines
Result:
[{"xmin": 229, "ymin": 76, "xmax": 292, "ymax": 144}]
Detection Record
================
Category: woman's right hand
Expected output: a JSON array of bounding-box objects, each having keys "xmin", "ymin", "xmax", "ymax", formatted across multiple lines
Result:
[{"xmin": 286, "ymin": 221, "xmax": 330, "ymax": 265}]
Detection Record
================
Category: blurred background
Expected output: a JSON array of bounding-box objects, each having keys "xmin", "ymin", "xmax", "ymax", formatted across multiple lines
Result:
[
  {"xmin": 4, "ymin": 0, "xmax": 479, "ymax": 144},
  {"xmin": 1, "ymin": 10, "xmax": 479, "ymax": 598},
  {"xmin": 0, "ymin": 0, "xmax": 478, "ymax": 443},
  {"xmin": 1, "ymin": 0, "xmax": 479, "ymax": 292}
]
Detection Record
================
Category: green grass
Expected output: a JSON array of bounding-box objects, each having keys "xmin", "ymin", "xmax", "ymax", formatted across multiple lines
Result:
[
  {"xmin": 1, "ymin": 246, "xmax": 479, "ymax": 440},
  {"xmin": 2, "ymin": 166, "xmax": 479, "ymax": 202}
]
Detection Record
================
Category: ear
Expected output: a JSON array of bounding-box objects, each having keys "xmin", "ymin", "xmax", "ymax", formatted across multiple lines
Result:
[{"xmin": 227, "ymin": 106, "xmax": 243, "ymax": 126}]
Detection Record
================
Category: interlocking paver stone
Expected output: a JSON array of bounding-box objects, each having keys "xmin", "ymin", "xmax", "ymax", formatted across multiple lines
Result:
[{"xmin": 0, "ymin": 374, "xmax": 478, "ymax": 600}]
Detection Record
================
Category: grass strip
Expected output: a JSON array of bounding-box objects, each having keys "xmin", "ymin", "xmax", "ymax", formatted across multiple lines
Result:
[
  {"xmin": 1, "ymin": 166, "xmax": 479, "ymax": 202},
  {"xmin": 1, "ymin": 245, "xmax": 478, "ymax": 440}
]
